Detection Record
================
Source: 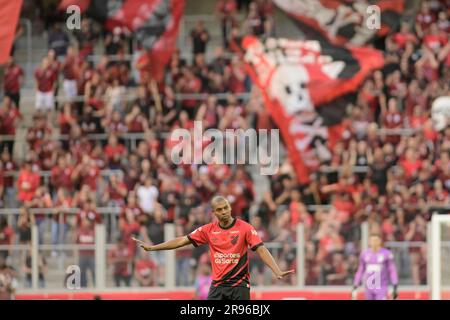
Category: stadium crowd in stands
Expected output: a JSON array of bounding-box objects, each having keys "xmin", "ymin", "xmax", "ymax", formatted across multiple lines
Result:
[{"xmin": 0, "ymin": 0, "xmax": 449, "ymax": 291}]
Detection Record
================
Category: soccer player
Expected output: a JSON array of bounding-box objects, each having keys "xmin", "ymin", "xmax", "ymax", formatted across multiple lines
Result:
[
  {"xmin": 352, "ymin": 233, "xmax": 399, "ymax": 300},
  {"xmin": 132, "ymin": 195, "xmax": 294, "ymax": 300}
]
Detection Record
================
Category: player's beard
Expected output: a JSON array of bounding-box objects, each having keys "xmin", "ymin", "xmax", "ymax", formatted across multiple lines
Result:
[{"xmin": 219, "ymin": 214, "xmax": 231, "ymax": 226}]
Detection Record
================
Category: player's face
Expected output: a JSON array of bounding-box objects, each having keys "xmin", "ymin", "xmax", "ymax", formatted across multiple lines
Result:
[
  {"xmin": 212, "ymin": 200, "xmax": 232, "ymax": 223},
  {"xmin": 369, "ymin": 235, "xmax": 382, "ymax": 249}
]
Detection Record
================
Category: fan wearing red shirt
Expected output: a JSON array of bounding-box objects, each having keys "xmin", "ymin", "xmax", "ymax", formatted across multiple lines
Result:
[
  {"xmin": 391, "ymin": 23, "xmax": 418, "ymax": 51},
  {"xmin": 176, "ymin": 69, "xmax": 202, "ymax": 118},
  {"xmin": 0, "ymin": 216, "xmax": 14, "ymax": 259},
  {"xmin": 3, "ymin": 58, "xmax": 24, "ymax": 108},
  {"xmin": 34, "ymin": 57, "xmax": 57, "ymax": 110},
  {"xmin": 108, "ymin": 237, "xmax": 133, "ymax": 287},
  {"xmin": 62, "ymin": 46, "xmax": 79, "ymax": 99},
  {"xmin": 1, "ymin": 150, "xmax": 16, "ymax": 208},
  {"xmin": 76, "ymin": 199, "xmax": 102, "ymax": 226},
  {"xmin": 382, "ymin": 98, "xmax": 403, "ymax": 144},
  {"xmin": 399, "ymin": 148, "xmax": 423, "ymax": 180},
  {"xmin": 124, "ymin": 105, "xmax": 149, "ymax": 133},
  {"xmin": 134, "ymin": 248, "xmax": 158, "ymax": 287},
  {"xmin": 0, "ymin": 167, "xmax": 4, "ymax": 207},
  {"xmin": 415, "ymin": 2, "xmax": 436, "ymax": 38},
  {"xmin": 133, "ymin": 195, "xmax": 294, "ymax": 300},
  {"xmin": 0, "ymin": 96, "xmax": 21, "ymax": 154},
  {"xmin": 118, "ymin": 206, "xmax": 141, "ymax": 257},
  {"xmin": 50, "ymin": 156, "xmax": 74, "ymax": 192},
  {"xmin": 423, "ymin": 23, "xmax": 448, "ymax": 54},
  {"xmin": 52, "ymin": 188, "xmax": 72, "ymax": 249},
  {"xmin": 103, "ymin": 173, "xmax": 128, "ymax": 207},
  {"xmin": 16, "ymin": 161, "xmax": 40, "ymax": 204},
  {"xmin": 72, "ymin": 155, "xmax": 100, "ymax": 191},
  {"xmin": 119, "ymin": 193, "xmax": 144, "ymax": 221},
  {"xmin": 216, "ymin": 0, "xmax": 238, "ymax": 48},
  {"xmin": 76, "ymin": 218, "xmax": 96, "ymax": 288},
  {"xmin": 104, "ymin": 135, "xmax": 126, "ymax": 169}
]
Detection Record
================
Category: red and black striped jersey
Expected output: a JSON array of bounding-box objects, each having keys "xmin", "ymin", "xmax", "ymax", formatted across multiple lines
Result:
[{"xmin": 187, "ymin": 218, "xmax": 263, "ymax": 288}]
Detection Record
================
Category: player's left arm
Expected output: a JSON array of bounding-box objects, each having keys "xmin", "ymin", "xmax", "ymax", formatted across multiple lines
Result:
[
  {"xmin": 352, "ymin": 251, "xmax": 366, "ymax": 300},
  {"xmin": 246, "ymin": 224, "xmax": 294, "ymax": 279},
  {"xmin": 387, "ymin": 250, "xmax": 399, "ymax": 299},
  {"xmin": 255, "ymin": 245, "xmax": 295, "ymax": 279}
]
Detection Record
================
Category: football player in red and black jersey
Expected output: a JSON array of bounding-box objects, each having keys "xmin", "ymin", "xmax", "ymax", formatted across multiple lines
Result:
[{"xmin": 132, "ymin": 195, "xmax": 294, "ymax": 300}]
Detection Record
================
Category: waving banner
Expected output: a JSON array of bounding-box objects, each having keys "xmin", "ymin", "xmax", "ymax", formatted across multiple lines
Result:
[
  {"xmin": 236, "ymin": 36, "xmax": 384, "ymax": 183},
  {"xmin": 59, "ymin": 0, "xmax": 185, "ymax": 81},
  {"xmin": 273, "ymin": 0, "xmax": 405, "ymax": 46}
]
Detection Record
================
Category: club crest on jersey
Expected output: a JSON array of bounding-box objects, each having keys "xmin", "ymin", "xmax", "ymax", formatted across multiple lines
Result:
[
  {"xmin": 231, "ymin": 235, "xmax": 239, "ymax": 245},
  {"xmin": 377, "ymin": 254, "xmax": 384, "ymax": 263}
]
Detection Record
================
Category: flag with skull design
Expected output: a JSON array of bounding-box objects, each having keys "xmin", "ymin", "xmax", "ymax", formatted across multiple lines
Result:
[
  {"xmin": 59, "ymin": 0, "xmax": 185, "ymax": 81},
  {"xmin": 273, "ymin": 0, "xmax": 406, "ymax": 46},
  {"xmin": 237, "ymin": 36, "xmax": 384, "ymax": 183}
]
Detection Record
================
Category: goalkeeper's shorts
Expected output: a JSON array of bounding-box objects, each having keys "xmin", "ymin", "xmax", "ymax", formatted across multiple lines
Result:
[{"xmin": 365, "ymin": 289, "xmax": 388, "ymax": 300}]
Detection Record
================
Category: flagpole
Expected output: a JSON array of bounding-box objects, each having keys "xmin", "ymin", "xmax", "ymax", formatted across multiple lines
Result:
[{"xmin": 150, "ymin": 78, "xmax": 162, "ymax": 114}]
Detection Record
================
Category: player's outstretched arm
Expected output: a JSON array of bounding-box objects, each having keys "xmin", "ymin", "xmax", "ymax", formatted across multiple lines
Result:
[
  {"xmin": 255, "ymin": 246, "xmax": 295, "ymax": 279},
  {"xmin": 132, "ymin": 236, "xmax": 191, "ymax": 251}
]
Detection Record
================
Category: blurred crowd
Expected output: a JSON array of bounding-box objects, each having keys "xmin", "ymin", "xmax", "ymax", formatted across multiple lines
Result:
[{"xmin": 0, "ymin": 0, "xmax": 449, "ymax": 294}]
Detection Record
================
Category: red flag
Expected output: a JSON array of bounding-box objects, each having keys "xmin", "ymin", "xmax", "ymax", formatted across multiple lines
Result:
[
  {"xmin": 273, "ymin": 0, "xmax": 406, "ymax": 46},
  {"xmin": 58, "ymin": 0, "xmax": 91, "ymax": 12},
  {"xmin": 135, "ymin": 0, "xmax": 185, "ymax": 82},
  {"xmin": 238, "ymin": 36, "xmax": 384, "ymax": 184},
  {"xmin": 59, "ymin": 0, "xmax": 185, "ymax": 82},
  {"xmin": 0, "ymin": 0, "xmax": 23, "ymax": 64}
]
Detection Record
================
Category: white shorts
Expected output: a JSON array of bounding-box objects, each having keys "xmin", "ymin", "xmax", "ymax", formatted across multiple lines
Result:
[
  {"xmin": 35, "ymin": 91, "xmax": 55, "ymax": 110},
  {"xmin": 63, "ymin": 79, "xmax": 78, "ymax": 99}
]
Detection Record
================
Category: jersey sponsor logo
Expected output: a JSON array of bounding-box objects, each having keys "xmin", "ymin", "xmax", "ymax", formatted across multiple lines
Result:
[
  {"xmin": 231, "ymin": 235, "xmax": 239, "ymax": 245},
  {"xmin": 214, "ymin": 252, "xmax": 240, "ymax": 264},
  {"xmin": 212, "ymin": 231, "xmax": 221, "ymax": 234},
  {"xmin": 230, "ymin": 231, "xmax": 239, "ymax": 234}
]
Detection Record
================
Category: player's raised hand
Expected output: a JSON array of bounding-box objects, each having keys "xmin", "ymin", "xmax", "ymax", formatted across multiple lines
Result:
[
  {"xmin": 276, "ymin": 269, "xmax": 295, "ymax": 279},
  {"xmin": 131, "ymin": 236, "xmax": 153, "ymax": 251}
]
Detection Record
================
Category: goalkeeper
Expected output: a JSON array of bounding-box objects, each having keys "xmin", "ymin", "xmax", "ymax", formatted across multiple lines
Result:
[{"xmin": 352, "ymin": 232, "xmax": 399, "ymax": 300}]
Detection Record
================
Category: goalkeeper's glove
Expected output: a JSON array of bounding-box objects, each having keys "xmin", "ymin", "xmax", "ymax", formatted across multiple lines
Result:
[
  {"xmin": 351, "ymin": 285, "xmax": 358, "ymax": 300},
  {"xmin": 392, "ymin": 285, "xmax": 398, "ymax": 300}
]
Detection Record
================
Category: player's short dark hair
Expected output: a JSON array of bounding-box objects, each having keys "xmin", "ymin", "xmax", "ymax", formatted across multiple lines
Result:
[{"xmin": 211, "ymin": 195, "xmax": 228, "ymax": 207}]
